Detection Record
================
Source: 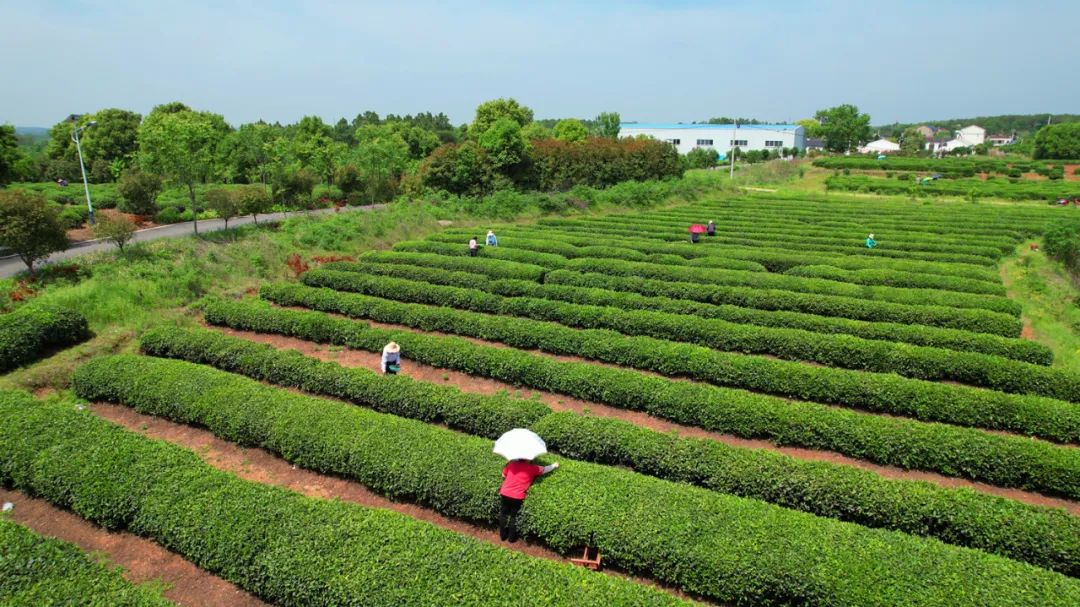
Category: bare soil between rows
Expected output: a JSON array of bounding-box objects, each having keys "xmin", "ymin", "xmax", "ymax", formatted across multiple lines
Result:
[
  {"xmin": 88, "ymin": 402, "xmax": 707, "ymax": 605},
  {"xmin": 213, "ymin": 324, "xmax": 1080, "ymax": 515},
  {"xmin": 0, "ymin": 487, "xmax": 267, "ymax": 607}
]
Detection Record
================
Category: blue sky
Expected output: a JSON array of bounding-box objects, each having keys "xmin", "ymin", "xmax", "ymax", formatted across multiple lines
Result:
[{"xmin": 2, "ymin": 0, "xmax": 1078, "ymax": 127}]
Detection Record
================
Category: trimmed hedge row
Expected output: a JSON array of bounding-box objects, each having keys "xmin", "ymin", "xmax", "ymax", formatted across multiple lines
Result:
[
  {"xmin": 641, "ymin": 209, "xmax": 1017, "ymax": 253},
  {"xmin": 483, "ymin": 223, "xmax": 1002, "ymax": 265},
  {"xmin": 826, "ymin": 174, "xmax": 1080, "ymax": 201},
  {"xmin": 302, "ymin": 268, "xmax": 1077, "ymax": 404},
  {"xmin": 392, "ymin": 239, "xmax": 769, "ymax": 273},
  {"xmin": 1, "ymin": 389, "xmax": 688, "ymax": 607},
  {"xmin": 545, "ymin": 269, "xmax": 1023, "ymax": 336},
  {"xmin": 540, "ymin": 213, "xmax": 1017, "ymax": 250},
  {"xmin": 395, "ymin": 240, "xmax": 575, "ymax": 268},
  {"xmin": 527, "ymin": 216, "xmax": 1006, "ymax": 265},
  {"xmin": 436, "ymin": 227, "xmax": 1004, "ymax": 279},
  {"xmin": 0, "ymin": 304, "xmax": 91, "ymax": 372},
  {"xmin": 142, "ymin": 324, "xmax": 549, "ymax": 439},
  {"xmin": 429, "ymin": 226, "xmax": 1002, "ymax": 282},
  {"xmin": 779, "ymin": 263, "xmax": 1006, "ymax": 294},
  {"xmin": 352, "ymin": 251, "xmax": 547, "ymax": 280},
  {"xmin": 559, "ymin": 258, "xmax": 1021, "ymax": 316},
  {"xmin": 687, "ymin": 199, "xmax": 1046, "ymax": 234},
  {"xmin": 70, "ymin": 357, "xmax": 1080, "ymax": 605},
  {"xmin": 335, "ymin": 261, "xmax": 1049, "ymax": 363},
  {"xmin": 0, "ymin": 515, "xmax": 174, "ymax": 606},
  {"xmin": 261, "ymin": 283, "xmax": 1080, "ymax": 456},
  {"xmin": 147, "ymin": 321, "xmax": 1080, "ymax": 576}
]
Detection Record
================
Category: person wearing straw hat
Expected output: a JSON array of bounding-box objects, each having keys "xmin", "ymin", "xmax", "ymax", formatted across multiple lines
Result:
[
  {"xmin": 486, "ymin": 230, "xmax": 498, "ymax": 247},
  {"xmin": 493, "ymin": 428, "xmax": 559, "ymax": 543},
  {"xmin": 707, "ymin": 220, "xmax": 716, "ymax": 236},
  {"xmin": 866, "ymin": 233, "xmax": 877, "ymax": 249},
  {"xmin": 381, "ymin": 342, "xmax": 401, "ymax": 374}
]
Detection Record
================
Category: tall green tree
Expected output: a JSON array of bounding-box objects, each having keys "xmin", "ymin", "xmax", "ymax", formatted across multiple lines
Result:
[
  {"xmin": 351, "ymin": 126, "xmax": 411, "ymax": 204},
  {"xmin": 899, "ymin": 127, "xmax": 925, "ymax": 155},
  {"xmin": 470, "ymin": 98, "xmax": 534, "ymax": 139},
  {"xmin": 814, "ymin": 104, "xmax": 872, "ymax": 153},
  {"xmin": 553, "ymin": 119, "xmax": 588, "ymax": 143},
  {"xmin": 0, "ymin": 125, "xmax": 21, "ymax": 186},
  {"xmin": 477, "ymin": 118, "xmax": 528, "ymax": 170},
  {"xmin": 1033, "ymin": 123, "xmax": 1080, "ymax": 159},
  {"xmin": 594, "ymin": 112, "xmax": 621, "ymax": 139},
  {"xmin": 795, "ymin": 118, "xmax": 823, "ymax": 138},
  {"xmin": 80, "ymin": 109, "xmax": 142, "ymax": 174},
  {"xmin": 138, "ymin": 107, "xmax": 226, "ymax": 234},
  {"xmin": 522, "ymin": 122, "xmax": 553, "ymax": 141},
  {"xmin": 0, "ymin": 190, "xmax": 68, "ymax": 274}
]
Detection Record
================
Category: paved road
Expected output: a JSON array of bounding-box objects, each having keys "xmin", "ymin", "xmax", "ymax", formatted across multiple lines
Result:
[{"xmin": 0, "ymin": 204, "xmax": 384, "ymax": 279}]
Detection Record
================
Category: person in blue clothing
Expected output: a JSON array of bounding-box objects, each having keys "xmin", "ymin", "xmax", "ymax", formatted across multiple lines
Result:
[
  {"xmin": 381, "ymin": 342, "xmax": 401, "ymax": 374},
  {"xmin": 866, "ymin": 233, "xmax": 876, "ymax": 249},
  {"xmin": 486, "ymin": 230, "xmax": 498, "ymax": 247}
]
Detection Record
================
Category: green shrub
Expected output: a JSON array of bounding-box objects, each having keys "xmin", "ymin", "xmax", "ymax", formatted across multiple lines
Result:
[
  {"xmin": 58, "ymin": 205, "xmax": 90, "ymax": 229},
  {"xmin": 260, "ymin": 283, "xmax": 1080, "ymax": 460},
  {"xmin": 301, "ymin": 269, "xmax": 1080, "ymax": 403},
  {"xmin": 68, "ymin": 360, "xmax": 1080, "ymax": 604},
  {"xmin": 117, "ymin": 169, "xmax": 163, "ymax": 216},
  {"xmin": 559, "ymin": 257, "xmax": 1020, "ymax": 315},
  {"xmin": 1, "ymin": 389, "xmax": 685, "ymax": 606},
  {"xmin": 0, "ymin": 304, "xmax": 90, "ymax": 372},
  {"xmin": 352, "ymin": 251, "xmax": 546, "ymax": 280},
  {"xmin": 546, "ymin": 269, "xmax": 1022, "ymax": 336},
  {"xmin": 1044, "ymin": 219, "xmax": 1080, "ymax": 276},
  {"xmin": 329, "ymin": 261, "xmax": 1049, "ymax": 364},
  {"xmin": 143, "ymin": 323, "xmax": 1080, "ymax": 576},
  {"xmin": 0, "ymin": 516, "xmax": 173, "ymax": 606}
]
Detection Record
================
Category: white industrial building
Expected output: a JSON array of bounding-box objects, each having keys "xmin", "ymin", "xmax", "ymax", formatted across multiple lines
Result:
[{"xmin": 619, "ymin": 123, "xmax": 806, "ymax": 158}]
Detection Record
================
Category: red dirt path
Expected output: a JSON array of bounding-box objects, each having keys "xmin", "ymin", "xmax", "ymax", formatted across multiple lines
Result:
[
  {"xmin": 214, "ymin": 325, "xmax": 1080, "ymax": 515},
  {"xmin": 0, "ymin": 487, "xmax": 266, "ymax": 607}
]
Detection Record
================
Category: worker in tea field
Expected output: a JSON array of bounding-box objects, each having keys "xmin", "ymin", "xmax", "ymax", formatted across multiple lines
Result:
[
  {"xmin": 486, "ymin": 230, "xmax": 498, "ymax": 247},
  {"xmin": 468, "ymin": 236, "xmax": 479, "ymax": 257},
  {"xmin": 866, "ymin": 233, "xmax": 876, "ymax": 249},
  {"xmin": 499, "ymin": 458, "xmax": 559, "ymax": 542},
  {"xmin": 381, "ymin": 342, "xmax": 401, "ymax": 374},
  {"xmin": 707, "ymin": 220, "xmax": 716, "ymax": 236}
]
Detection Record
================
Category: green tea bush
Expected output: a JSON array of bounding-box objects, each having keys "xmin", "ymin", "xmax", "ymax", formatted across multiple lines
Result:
[
  {"xmin": 546, "ymin": 270, "xmax": 1022, "ymax": 335},
  {"xmin": 68, "ymin": 360, "xmax": 1080, "ymax": 604},
  {"xmin": 301, "ymin": 269, "xmax": 1079, "ymax": 402},
  {"xmin": 0, "ymin": 389, "xmax": 684, "ymax": 606},
  {"xmin": 261, "ymin": 284, "xmax": 1080, "ymax": 450},
  {"xmin": 559, "ymin": 257, "xmax": 1020, "ymax": 315},
  {"xmin": 327, "ymin": 261, "xmax": 1049, "ymax": 363},
  {"xmin": 143, "ymin": 323, "xmax": 1080, "ymax": 576},
  {"xmin": 0, "ymin": 516, "xmax": 174, "ymax": 606},
  {"xmin": 0, "ymin": 304, "xmax": 90, "ymax": 372}
]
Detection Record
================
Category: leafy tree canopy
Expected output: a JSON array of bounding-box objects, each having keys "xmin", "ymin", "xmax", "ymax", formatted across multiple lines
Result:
[
  {"xmin": 477, "ymin": 117, "xmax": 528, "ymax": 169},
  {"xmin": 0, "ymin": 190, "xmax": 68, "ymax": 273},
  {"xmin": 814, "ymin": 104, "xmax": 873, "ymax": 153},
  {"xmin": 594, "ymin": 112, "xmax": 621, "ymax": 139},
  {"xmin": 553, "ymin": 119, "xmax": 588, "ymax": 143},
  {"xmin": 471, "ymin": 98, "xmax": 534, "ymax": 138},
  {"xmin": 1033, "ymin": 123, "xmax": 1080, "ymax": 160}
]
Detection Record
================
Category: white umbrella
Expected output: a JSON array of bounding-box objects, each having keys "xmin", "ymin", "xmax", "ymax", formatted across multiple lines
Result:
[{"xmin": 493, "ymin": 428, "xmax": 547, "ymax": 461}]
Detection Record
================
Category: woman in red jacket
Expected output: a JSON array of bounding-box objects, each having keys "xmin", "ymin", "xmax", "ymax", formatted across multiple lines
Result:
[{"xmin": 498, "ymin": 459, "xmax": 559, "ymax": 542}]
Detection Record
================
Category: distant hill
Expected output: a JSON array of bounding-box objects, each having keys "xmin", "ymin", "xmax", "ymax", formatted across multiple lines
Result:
[
  {"xmin": 873, "ymin": 114, "xmax": 1080, "ymax": 138},
  {"xmin": 14, "ymin": 126, "xmax": 49, "ymax": 137}
]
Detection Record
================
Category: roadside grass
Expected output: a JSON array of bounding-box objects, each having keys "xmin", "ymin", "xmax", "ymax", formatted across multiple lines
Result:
[{"xmin": 1000, "ymin": 243, "xmax": 1080, "ymax": 373}]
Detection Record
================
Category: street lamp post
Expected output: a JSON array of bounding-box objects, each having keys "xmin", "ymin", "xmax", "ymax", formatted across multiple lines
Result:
[{"xmin": 70, "ymin": 117, "xmax": 97, "ymax": 225}]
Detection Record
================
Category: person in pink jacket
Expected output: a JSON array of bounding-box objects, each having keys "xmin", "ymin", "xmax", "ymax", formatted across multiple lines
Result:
[{"xmin": 498, "ymin": 459, "xmax": 559, "ymax": 542}]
